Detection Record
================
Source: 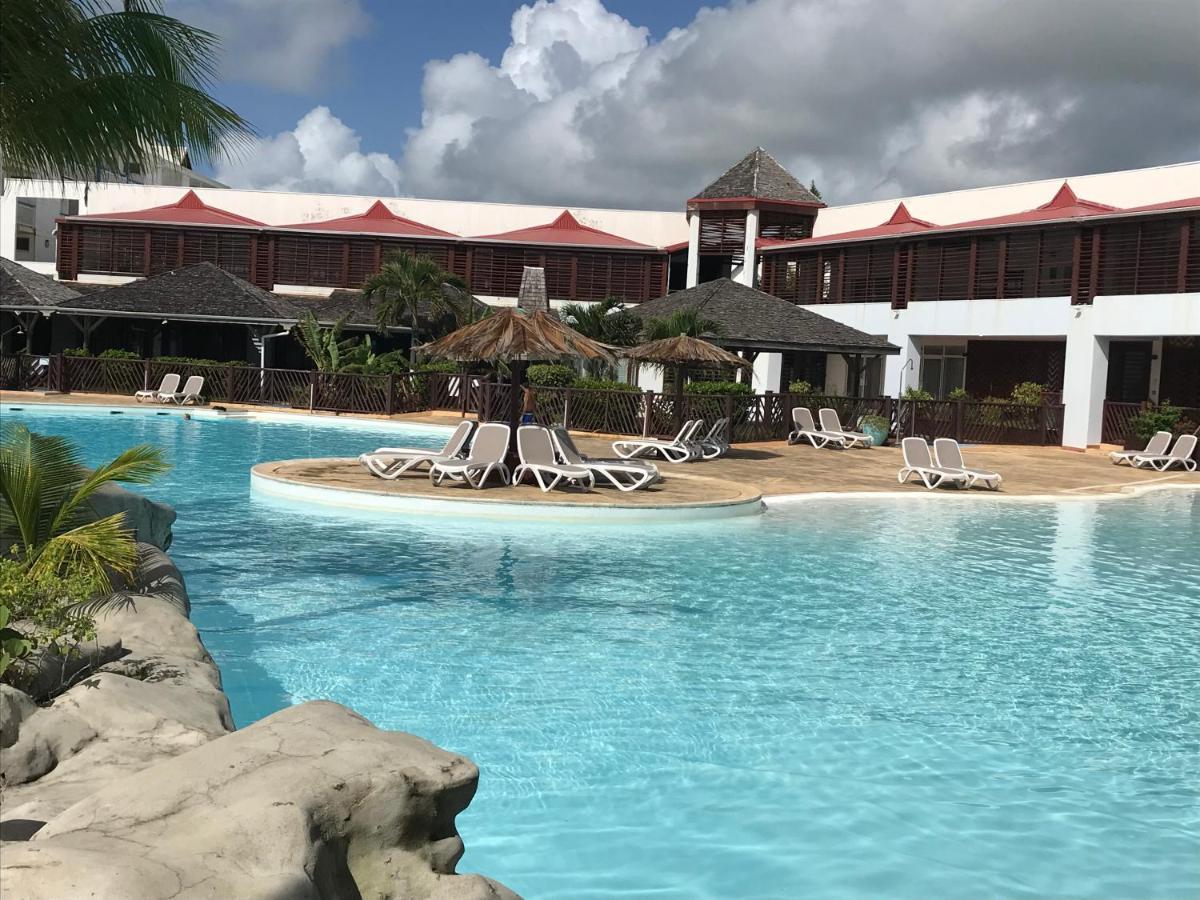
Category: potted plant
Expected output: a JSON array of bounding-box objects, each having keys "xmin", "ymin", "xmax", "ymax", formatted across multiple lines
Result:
[{"xmin": 859, "ymin": 413, "xmax": 891, "ymax": 447}]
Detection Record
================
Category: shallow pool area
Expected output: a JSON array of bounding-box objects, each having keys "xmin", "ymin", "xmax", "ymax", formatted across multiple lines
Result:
[{"xmin": 7, "ymin": 404, "xmax": 1200, "ymax": 899}]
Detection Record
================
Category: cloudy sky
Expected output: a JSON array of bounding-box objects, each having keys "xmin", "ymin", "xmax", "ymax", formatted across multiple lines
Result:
[{"xmin": 172, "ymin": 0, "xmax": 1200, "ymax": 210}]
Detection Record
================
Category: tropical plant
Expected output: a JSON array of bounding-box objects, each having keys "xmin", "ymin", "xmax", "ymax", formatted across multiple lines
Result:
[
  {"xmin": 559, "ymin": 297, "xmax": 640, "ymax": 378},
  {"xmin": 0, "ymin": 424, "xmax": 170, "ymax": 592},
  {"xmin": 788, "ymin": 380, "xmax": 814, "ymax": 395},
  {"xmin": 526, "ymin": 364, "xmax": 577, "ymax": 388},
  {"xmin": 0, "ymin": 562, "xmax": 99, "ymax": 689},
  {"xmin": 948, "ymin": 387, "xmax": 971, "ymax": 401},
  {"xmin": 98, "ymin": 348, "xmax": 139, "ymax": 359},
  {"xmin": 902, "ymin": 386, "xmax": 934, "ymax": 401},
  {"xmin": 0, "ymin": 602, "xmax": 32, "ymax": 679},
  {"xmin": 574, "ymin": 377, "xmax": 640, "ymax": 393},
  {"xmin": 684, "ymin": 380, "xmax": 752, "ymax": 395},
  {"xmin": 363, "ymin": 252, "xmax": 469, "ymax": 365},
  {"xmin": 1129, "ymin": 403, "xmax": 1181, "ymax": 441},
  {"xmin": 1010, "ymin": 382, "xmax": 1045, "ymax": 406},
  {"xmin": 641, "ymin": 309, "xmax": 722, "ymax": 342},
  {"xmin": 291, "ymin": 311, "xmax": 361, "ymax": 373},
  {"xmin": 0, "ymin": 0, "xmax": 253, "ymax": 182}
]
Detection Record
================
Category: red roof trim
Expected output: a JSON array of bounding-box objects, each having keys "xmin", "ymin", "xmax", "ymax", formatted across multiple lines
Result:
[
  {"xmin": 281, "ymin": 199, "xmax": 457, "ymax": 237},
  {"xmin": 69, "ymin": 189, "xmax": 265, "ymax": 227},
  {"xmin": 1117, "ymin": 196, "xmax": 1200, "ymax": 213},
  {"xmin": 471, "ymin": 209, "xmax": 652, "ymax": 249}
]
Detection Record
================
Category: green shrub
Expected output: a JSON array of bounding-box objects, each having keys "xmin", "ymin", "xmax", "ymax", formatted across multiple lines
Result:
[
  {"xmin": 62, "ymin": 347, "xmax": 91, "ymax": 357},
  {"xmin": 526, "ymin": 364, "xmax": 577, "ymax": 387},
  {"xmin": 684, "ymin": 380, "xmax": 753, "ymax": 395},
  {"xmin": 948, "ymin": 387, "xmax": 971, "ymax": 401},
  {"xmin": 1129, "ymin": 404, "xmax": 1181, "ymax": 440},
  {"xmin": 1010, "ymin": 381, "xmax": 1044, "ymax": 406},
  {"xmin": 860, "ymin": 414, "xmax": 890, "ymax": 430},
  {"xmin": 416, "ymin": 360, "xmax": 459, "ymax": 374},
  {"xmin": 788, "ymin": 379, "xmax": 814, "ymax": 395},
  {"xmin": 154, "ymin": 355, "xmax": 246, "ymax": 368},
  {"xmin": 902, "ymin": 387, "xmax": 933, "ymax": 401},
  {"xmin": 574, "ymin": 377, "xmax": 640, "ymax": 393},
  {"xmin": 98, "ymin": 348, "xmax": 139, "ymax": 360},
  {"xmin": 0, "ymin": 562, "xmax": 99, "ymax": 691}
]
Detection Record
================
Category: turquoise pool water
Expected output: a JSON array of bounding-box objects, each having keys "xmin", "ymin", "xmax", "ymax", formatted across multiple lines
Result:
[{"xmin": 7, "ymin": 404, "xmax": 1200, "ymax": 899}]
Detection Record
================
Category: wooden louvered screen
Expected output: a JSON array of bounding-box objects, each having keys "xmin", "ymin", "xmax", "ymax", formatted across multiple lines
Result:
[
  {"xmin": 1133, "ymin": 219, "xmax": 1182, "ymax": 294},
  {"xmin": 275, "ymin": 235, "xmax": 340, "ymax": 286},
  {"xmin": 698, "ymin": 212, "xmax": 747, "ymax": 254},
  {"xmin": 1002, "ymin": 231, "xmax": 1040, "ymax": 297},
  {"xmin": 1187, "ymin": 218, "xmax": 1200, "ymax": 292},
  {"xmin": 758, "ymin": 211, "xmax": 814, "ymax": 242},
  {"xmin": 1037, "ymin": 229, "xmax": 1074, "ymax": 296},
  {"xmin": 253, "ymin": 236, "xmax": 274, "ymax": 289},
  {"xmin": 911, "ymin": 241, "xmax": 942, "ymax": 302},
  {"xmin": 1074, "ymin": 228, "xmax": 1096, "ymax": 304},
  {"xmin": 346, "ymin": 240, "xmax": 377, "ymax": 287},
  {"xmin": 79, "ymin": 225, "xmax": 144, "ymax": 275},
  {"xmin": 1097, "ymin": 223, "xmax": 1139, "ymax": 296},
  {"xmin": 56, "ymin": 224, "xmax": 79, "ymax": 279},
  {"xmin": 973, "ymin": 236, "xmax": 1001, "ymax": 298},
  {"xmin": 147, "ymin": 230, "xmax": 179, "ymax": 275}
]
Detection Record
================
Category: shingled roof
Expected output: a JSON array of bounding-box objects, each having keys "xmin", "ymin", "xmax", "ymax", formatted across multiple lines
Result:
[
  {"xmin": 57, "ymin": 262, "xmax": 298, "ymax": 323},
  {"xmin": 1, "ymin": 258, "xmax": 81, "ymax": 309},
  {"xmin": 631, "ymin": 279, "xmax": 896, "ymax": 354},
  {"xmin": 283, "ymin": 284, "xmax": 490, "ymax": 329},
  {"xmin": 692, "ymin": 148, "xmax": 822, "ymax": 205}
]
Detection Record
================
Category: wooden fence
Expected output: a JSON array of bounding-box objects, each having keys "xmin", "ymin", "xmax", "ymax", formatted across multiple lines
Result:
[
  {"xmin": 1102, "ymin": 400, "xmax": 1200, "ymax": 444},
  {"xmin": 2, "ymin": 353, "xmax": 1065, "ymax": 445}
]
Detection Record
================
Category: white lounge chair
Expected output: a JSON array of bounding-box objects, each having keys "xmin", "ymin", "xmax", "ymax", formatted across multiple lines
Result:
[
  {"xmin": 550, "ymin": 426, "xmax": 660, "ymax": 492},
  {"xmin": 788, "ymin": 407, "xmax": 846, "ymax": 449},
  {"xmin": 513, "ymin": 426, "xmax": 594, "ymax": 493},
  {"xmin": 1132, "ymin": 433, "xmax": 1197, "ymax": 472},
  {"xmin": 933, "ymin": 438, "xmax": 1003, "ymax": 490},
  {"xmin": 898, "ymin": 437, "xmax": 970, "ymax": 489},
  {"xmin": 136, "ymin": 373, "xmax": 178, "ymax": 403},
  {"xmin": 429, "ymin": 422, "xmax": 511, "ymax": 488},
  {"xmin": 612, "ymin": 419, "xmax": 704, "ymax": 463},
  {"xmin": 159, "ymin": 375, "xmax": 204, "ymax": 405},
  {"xmin": 818, "ymin": 408, "xmax": 872, "ymax": 448},
  {"xmin": 359, "ymin": 420, "xmax": 475, "ymax": 479},
  {"xmin": 1109, "ymin": 430, "xmax": 1171, "ymax": 466},
  {"xmin": 698, "ymin": 417, "xmax": 731, "ymax": 459}
]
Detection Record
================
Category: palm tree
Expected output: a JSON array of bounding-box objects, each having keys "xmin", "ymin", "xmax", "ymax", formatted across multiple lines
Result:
[
  {"xmin": 0, "ymin": 424, "xmax": 170, "ymax": 592},
  {"xmin": 0, "ymin": 0, "xmax": 252, "ymax": 182},
  {"xmin": 362, "ymin": 251, "xmax": 468, "ymax": 366},
  {"xmin": 559, "ymin": 297, "xmax": 640, "ymax": 377},
  {"xmin": 641, "ymin": 309, "xmax": 722, "ymax": 342}
]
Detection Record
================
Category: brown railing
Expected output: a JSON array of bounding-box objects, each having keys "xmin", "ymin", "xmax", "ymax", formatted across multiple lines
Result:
[
  {"xmin": 1102, "ymin": 400, "xmax": 1200, "ymax": 444},
  {"xmin": 2, "ymin": 354, "xmax": 1065, "ymax": 445}
]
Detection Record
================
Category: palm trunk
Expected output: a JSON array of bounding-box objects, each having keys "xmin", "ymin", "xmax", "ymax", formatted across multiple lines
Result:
[{"xmin": 409, "ymin": 304, "xmax": 419, "ymax": 368}]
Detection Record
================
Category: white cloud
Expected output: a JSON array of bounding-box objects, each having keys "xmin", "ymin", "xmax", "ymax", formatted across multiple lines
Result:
[
  {"xmin": 398, "ymin": 0, "xmax": 1200, "ymax": 208},
  {"xmin": 216, "ymin": 107, "xmax": 400, "ymax": 196},
  {"xmin": 169, "ymin": 0, "xmax": 368, "ymax": 91}
]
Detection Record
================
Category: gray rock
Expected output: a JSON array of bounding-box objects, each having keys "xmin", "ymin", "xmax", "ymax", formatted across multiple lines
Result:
[
  {"xmin": 5, "ymin": 701, "xmax": 519, "ymax": 899},
  {"xmin": 87, "ymin": 481, "xmax": 175, "ymax": 551}
]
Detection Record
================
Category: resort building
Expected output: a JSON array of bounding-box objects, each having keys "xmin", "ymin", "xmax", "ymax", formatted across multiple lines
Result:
[{"xmin": 2, "ymin": 149, "xmax": 1197, "ymax": 449}]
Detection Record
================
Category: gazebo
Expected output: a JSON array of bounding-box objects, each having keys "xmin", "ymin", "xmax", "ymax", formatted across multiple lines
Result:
[
  {"xmin": 630, "ymin": 278, "xmax": 897, "ymax": 395},
  {"xmin": 0, "ymin": 258, "xmax": 80, "ymax": 354}
]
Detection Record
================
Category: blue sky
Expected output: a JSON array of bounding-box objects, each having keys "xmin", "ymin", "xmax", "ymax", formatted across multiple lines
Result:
[
  {"xmin": 175, "ymin": 0, "xmax": 1197, "ymax": 210},
  {"xmin": 197, "ymin": 1, "xmax": 722, "ymax": 181}
]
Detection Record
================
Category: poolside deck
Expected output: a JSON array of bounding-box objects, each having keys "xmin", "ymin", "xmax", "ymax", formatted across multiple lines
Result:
[{"xmin": 5, "ymin": 391, "xmax": 1196, "ymax": 504}]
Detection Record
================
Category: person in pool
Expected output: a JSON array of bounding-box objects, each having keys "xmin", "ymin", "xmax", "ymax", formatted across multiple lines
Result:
[{"xmin": 521, "ymin": 384, "xmax": 536, "ymax": 425}]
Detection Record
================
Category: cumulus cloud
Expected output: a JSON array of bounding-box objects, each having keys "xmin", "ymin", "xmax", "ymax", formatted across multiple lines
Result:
[
  {"xmin": 215, "ymin": 107, "xmax": 400, "ymax": 195},
  {"xmin": 399, "ymin": 0, "xmax": 1200, "ymax": 208},
  {"xmin": 169, "ymin": 0, "xmax": 368, "ymax": 91}
]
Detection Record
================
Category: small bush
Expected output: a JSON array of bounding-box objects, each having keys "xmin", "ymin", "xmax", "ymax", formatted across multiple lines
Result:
[
  {"xmin": 684, "ymin": 380, "xmax": 753, "ymax": 396},
  {"xmin": 62, "ymin": 347, "xmax": 91, "ymax": 357},
  {"xmin": 860, "ymin": 414, "xmax": 890, "ymax": 431},
  {"xmin": 948, "ymin": 387, "xmax": 971, "ymax": 401},
  {"xmin": 417, "ymin": 360, "xmax": 459, "ymax": 374},
  {"xmin": 154, "ymin": 355, "xmax": 246, "ymax": 368},
  {"xmin": 526, "ymin": 364, "xmax": 577, "ymax": 388},
  {"xmin": 788, "ymin": 380, "xmax": 813, "ymax": 395},
  {"xmin": 1130, "ymin": 404, "xmax": 1181, "ymax": 440},
  {"xmin": 98, "ymin": 348, "xmax": 139, "ymax": 360},
  {"xmin": 1010, "ymin": 381, "xmax": 1044, "ymax": 406},
  {"xmin": 574, "ymin": 377, "xmax": 640, "ymax": 393},
  {"xmin": 902, "ymin": 387, "xmax": 933, "ymax": 401}
]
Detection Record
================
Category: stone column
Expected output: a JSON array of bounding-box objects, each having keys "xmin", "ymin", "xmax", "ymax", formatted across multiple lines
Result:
[
  {"xmin": 824, "ymin": 353, "xmax": 848, "ymax": 395},
  {"xmin": 685, "ymin": 213, "xmax": 701, "ymax": 288},
  {"xmin": 751, "ymin": 351, "xmax": 782, "ymax": 393}
]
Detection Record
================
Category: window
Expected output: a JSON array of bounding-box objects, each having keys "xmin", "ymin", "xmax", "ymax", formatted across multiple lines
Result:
[
  {"xmin": 15, "ymin": 236, "xmax": 32, "ymax": 257},
  {"xmin": 919, "ymin": 344, "xmax": 967, "ymax": 398}
]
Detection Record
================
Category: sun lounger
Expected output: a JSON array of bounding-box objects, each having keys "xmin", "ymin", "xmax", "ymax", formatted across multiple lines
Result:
[
  {"xmin": 359, "ymin": 420, "xmax": 475, "ymax": 479},
  {"xmin": 612, "ymin": 419, "xmax": 703, "ymax": 463},
  {"xmin": 1109, "ymin": 430, "xmax": 1171, "ymax": 466},
  {"xmin": 159, "ymin": 375, "xmax": 204, "ymax": 405},
  {"xmin": 898, "ymin": 437, "xmax": 970, "ymax": 489},
  {"xmin": 513, "ymin": 426, "xmax": 595, "ymax": 492},
  {"xmin": 550, "ymin": 426, "xmax": 660, "ymax": 492},
  {"xmin": 1131, "ymin": 433, "xmax": 1197, "ymax": 472},
  {"xmin": 698, "ymin": 417, "xmax": 731, "ymax": 459},
  {"xmin": 429, "ymin": 422, "xmax": 512, "ymax": 488},
  {"xmin": 933, "ymin": 438, "xmax": 1002, "ymax": 490},
  {"xmin": 136, "ymin": 373, "xmax": 178, "ymax": 403},
  {"xmin": 788, "ymin": 407, "xmax": 846, "ymax": 449},
  {"xmin": 818, "ymin": 408, "xmax": 872, "ymax": 448}
]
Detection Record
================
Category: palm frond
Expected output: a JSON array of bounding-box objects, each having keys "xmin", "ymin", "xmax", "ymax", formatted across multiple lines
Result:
[{"xmin": 29, "ymin": 513, "xmax": 140, "ymax": 591}]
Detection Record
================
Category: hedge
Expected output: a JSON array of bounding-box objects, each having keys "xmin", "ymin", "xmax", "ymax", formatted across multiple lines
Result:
[{"xmin": 684, "ymin": 380, "xmax": 753, "ymax": 396}]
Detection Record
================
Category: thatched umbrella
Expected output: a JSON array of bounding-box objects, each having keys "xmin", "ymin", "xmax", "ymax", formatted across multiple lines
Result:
[
  {"xmin": 417, "ymin": 307, "xmax": 615, "ymax": 464},
  {"xmin": 624, "ymin": 334, "xmax": 752, "ymax": 429}
]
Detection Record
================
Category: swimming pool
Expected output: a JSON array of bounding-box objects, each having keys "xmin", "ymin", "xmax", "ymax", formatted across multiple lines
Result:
[{"xmin": 7, "ymin": 404, "xmax": 1199, "ymax": 898}]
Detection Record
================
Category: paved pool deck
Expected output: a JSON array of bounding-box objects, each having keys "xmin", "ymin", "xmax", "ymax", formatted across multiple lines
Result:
[{"xmin": 5, "ymin": 391, "xmax": 1196, "ymax": 504}]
